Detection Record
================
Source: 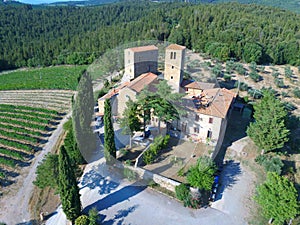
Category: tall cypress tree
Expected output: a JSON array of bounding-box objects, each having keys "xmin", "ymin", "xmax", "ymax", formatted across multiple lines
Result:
[
  {"xmin": 58, "ymin": 145, "xmax": 82, "ymax": 223},
  {"xmin": 72, "ymin": 71, "xmax": 97, "ymax": 163},
  {"xmin": 104, "ymin": 99, "xmax": 116, "ymax": 164}
]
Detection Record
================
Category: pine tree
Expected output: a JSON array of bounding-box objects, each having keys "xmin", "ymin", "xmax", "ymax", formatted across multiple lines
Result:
[
  {"xmin": 58, "ymin": 145, "xmax": 82, "ymax": 223},
  {"xmin": 119, "ymin": 100, "xmax": 142, "ymax": 148},
  {"xmin": 72, "ymin": 71, "xmax": 97, "ymax": 163},
  {"xmin": 255, "ymin": 172, "xmax": 299, "ymax": 224},
  {"xmin": 247, "ymin": 90, "xmax": 290, "ymax": 154},
  {"xmin": 104, "ymin": 99, "xmax": 116, "ymax": 164}
]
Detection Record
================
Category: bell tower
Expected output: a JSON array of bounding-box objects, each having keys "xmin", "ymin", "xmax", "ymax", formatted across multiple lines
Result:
[{"xmin": 164, "ymin": 44, "xmax": 186, "ymax": 93}]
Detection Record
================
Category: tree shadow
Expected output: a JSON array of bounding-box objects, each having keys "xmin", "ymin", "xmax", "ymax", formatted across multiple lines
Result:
[
  {"xmin": 214, "ymin": 109, "xmax": 251, "ymax": 164},
  {"xmin": 150, "ymin": 162, "xmax": 174, "ymax": 174},
  {"xmin": 83, "ymin": 182, "xmax": 146, "ymax": 214},
  {"xmin": 215, "ymin": 160, "xmax": 242, "ymax": 201},
  {"xmin": 80, "ymin": 167, "xmax": 119, "ymax": 195},
  {"xmin": 16, "ymin": 220, "xmax": 38, "ymax": 225},
  {"xmin": 101, "ymin": 204, "xmax": 139, "ymax": 225},
  {"xmin": 43, "ymin": 211, "xmax": 58, "ymax": 221}
]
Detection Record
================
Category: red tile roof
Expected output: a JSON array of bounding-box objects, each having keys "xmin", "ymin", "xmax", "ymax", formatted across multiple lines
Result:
[
  {"xmin": 185, "ymin": 81, "xmax": 216, "ymax": 90},
  {"xmin": 127, "ymin": 72, "xmax": 158, "ymax": 93},
  {"xmin": 183, "ymin": 88, "xmax": 236, "ymax": 118},
  {"xmin": 99, "ymin": 82, "xmax": 129, "ymax": 100},
  {"xmin": 166, "ymin": 44, "xmax": 186, "ymax": 51},
  {"xmin": 128, "ymin": 45, "xmax": 158, "ymax": 53}
]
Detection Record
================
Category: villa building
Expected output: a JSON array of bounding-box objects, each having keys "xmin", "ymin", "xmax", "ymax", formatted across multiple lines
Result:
[{"xmin": 98, "ymin": 43, "xmax": 236, "ymax": 155}]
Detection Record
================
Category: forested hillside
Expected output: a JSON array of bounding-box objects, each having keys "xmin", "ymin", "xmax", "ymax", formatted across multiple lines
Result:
[
  {"xmin": 191, "ymin": 0, "xmax": 300, "ymax": 14},
  {"xmin": 0, "ymin": 1, "xmax": 300, "ymax": 70}
]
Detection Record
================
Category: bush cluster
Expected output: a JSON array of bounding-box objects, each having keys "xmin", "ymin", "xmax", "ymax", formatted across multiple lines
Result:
[
  {"xmin": 255, "ymin": 155, "xmax": 283, "ymax": 175},
  {"xmin": 175, "ymin": 183, "xmax": 201, "ymax": 209},
  {"xmin": 143, "ymin": 135, "xmax": 170, "ymax": 165}
]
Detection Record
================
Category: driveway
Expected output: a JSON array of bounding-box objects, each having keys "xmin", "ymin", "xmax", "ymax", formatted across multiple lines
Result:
[
  {"xmin": 46, "ymin": 155, "xmax": 257, "ymax": 225},
  {"xmin": 48, "ymin": 157, "xmax": 236, "ymax": 225},
  {"xmin": 211, "ymin": 160, "xmax": 255, "ymax": 225}
]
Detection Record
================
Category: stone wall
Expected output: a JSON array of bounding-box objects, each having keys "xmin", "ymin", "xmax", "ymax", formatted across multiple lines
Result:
[{"xmin": 127, "ymin": 164, "xmax": 181, "ymax": 193}]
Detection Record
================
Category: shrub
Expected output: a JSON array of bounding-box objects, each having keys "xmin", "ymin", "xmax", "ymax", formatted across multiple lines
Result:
[
  {"xmin": 187, "ymin": 156, "xmax": 216, "ymax": 190},
  {"xmin": 284, "ymin": 66, "xmax": 293, "ymax": 79},
  {"xmin": 235, "ymin": 62, "xmax": 246, "ymax": 75},
  {"xmin": 272, "ymin": 71, "xmax": 280, "ymax": 78},
  {"xmin": 75, "ymin": 215, "xmax": 90, "ymax": 225},
  {"xmin": 143, "ymin": 135, "xmax": 170, "ymax": 164},
  {"xmin": 274, "ymin": 78, "xmax": 284, "ymax": 88},
  {"xmin": 255, "ymin": 155, "xmax": 283, "ymax": 175},
  {"xmin": 177, "ymin": 167, "xmax": 185, "ymax": 177},
  {"xmin": 283, "ymin": 102, "xmax": 297, "ymax": 112},
  {"xmin": 175, "ymin": 183, "xmax": 190, "ymax": 202},
  {"xmin": 234, "ymin": 81, "xmax": 248, "ymax": 91},
  {"xmin": 223, "ymin": 74, "xmax": 232, "ymax": 82},
  {"xmin": 249, "ymin": 71, "xmax": 260, "ymax": 82},
  {"xmin": 247, "ymin": 88, "xmax": 262, "ymax": 99},
  {"xmin": 293, "ymin": 87, "xmax": 300, "ymax": 98},
  {"xmin": 281, "ymin": 91, "xmax": 288, "ymax": 97},
  {"xmin": 249, "ymin": 61, "xmax": 257, "ymax": 72},
  {"xmin": 88, "ymin": 208, "xmax": 99, "ymax": 225}
]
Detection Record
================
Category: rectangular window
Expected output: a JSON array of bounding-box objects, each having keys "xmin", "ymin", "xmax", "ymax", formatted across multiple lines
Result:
[
  {"xmin": 194, "ymin": 127, "xmax": 199, "ymax": 133},
  {"xmin": 209, "ymin": 117, "xmax": 213, "ymax": 124},
  {"xmin": 170, "ymin": 52, "xmax": 173, "ymax": 59},
  {"xmin": 195, "ymin": 114, "xmax": 200, "ymax": 121},
  {"xmin": 174, "ymin": 52, "xmax": 176, "ymax": 59}
]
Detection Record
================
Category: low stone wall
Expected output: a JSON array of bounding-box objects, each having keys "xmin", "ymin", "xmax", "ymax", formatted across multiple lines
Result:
[{"xmin": 126, "ymin": 164, "xmax": 181, "ymax": 193}]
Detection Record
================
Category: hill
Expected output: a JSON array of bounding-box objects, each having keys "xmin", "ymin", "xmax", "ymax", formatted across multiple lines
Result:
[
  {"xmin": 0, "ymin": 1, "xmax": 299, "ymax": 70},
  {"xmin": 46, "ymin": 0, "xmax": 118, "ymax": 6},
  {"xmin": 198, "ymin": 0, "xmax": 300, "ymax": 14}
]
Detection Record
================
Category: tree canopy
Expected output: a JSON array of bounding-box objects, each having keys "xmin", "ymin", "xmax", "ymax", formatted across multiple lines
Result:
[
  {"xmin": 104, "ymin": 98, "xmax": 116, "ymax": 164},
  {"xmin": 247, "ymin": 90, "xmax": 290, "ymax": 153},
  {"xmin": 187, "ymin": 156, "xmax": 216, "ymax": 190},
  {"xmin": 33, "ymin": 153, "xmax": 59, "ymax": 190},
  {"xmin": 255, "ymin": 172, "xmax": 299, "ymax": 224},
  {"xmin": 1, "ymin": 2, "xmax": 300, "ymax": 70},
  {"xmin": 58, "ymin": 145, "xmax": 82, "ymax": 223}
]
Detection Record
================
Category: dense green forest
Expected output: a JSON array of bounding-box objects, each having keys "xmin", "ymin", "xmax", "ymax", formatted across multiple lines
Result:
[
  {"xmin": 185, "ymin": 0, "xmax": 300, "ymax": 14},
  {"xmin": 0, "ymin": 1, "xmax": 300, "ymax": 70}
]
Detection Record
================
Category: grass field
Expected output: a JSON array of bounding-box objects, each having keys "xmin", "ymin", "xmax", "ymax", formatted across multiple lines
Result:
[{"xmin": 0, "ymin": 65, "xmax": 87, "ymax": 91}]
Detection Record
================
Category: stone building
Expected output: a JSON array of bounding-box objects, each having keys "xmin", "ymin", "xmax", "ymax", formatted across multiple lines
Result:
[
  {"xmin": 124, "ymin": 45, "xmax": 158, "ymax": 81},
  {"xmin": 164, "ymin": 44, "xmax": 186, "ymax": 93}
]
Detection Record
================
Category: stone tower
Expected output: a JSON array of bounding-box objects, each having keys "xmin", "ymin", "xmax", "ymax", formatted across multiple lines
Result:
[
  {"xmin": 124, "ymin": 45, "xmax": 158, "ymax": 81},
  {"xmin": 164, "ymin": 44, "xmax": 186, "ymax": 93}
]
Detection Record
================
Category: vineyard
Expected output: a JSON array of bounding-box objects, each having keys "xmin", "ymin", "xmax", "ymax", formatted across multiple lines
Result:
[
  {"xmin": 0, "ymin": 65, "xmax": 86, "ymax": 91},
  {"xmin": 0, "ymin": 90, "xmax": 74, "ymax": 188}
]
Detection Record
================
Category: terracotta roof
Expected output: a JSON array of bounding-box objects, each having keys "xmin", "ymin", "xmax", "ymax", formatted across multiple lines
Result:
[
  {"xmin": 185, "ymin": 81, "xmax": 216, "ymax": 90},
  {"xmin": 127, "ymin": 45, "xmax": 158, "ymax": 53},
  {"xmin": 127, "ymin": 72, "xmax": 158, "ymax": 93},
  {"xmin": 99, "ymin": 82, "xmax": 129, "ymax": 100},
  {"xmin": 166, "ymin": 44, "xmax": 186, "ymax": 51},
  {"xmin": 183, "ymin": 88, "xmax": 236, "ymax": 118}
]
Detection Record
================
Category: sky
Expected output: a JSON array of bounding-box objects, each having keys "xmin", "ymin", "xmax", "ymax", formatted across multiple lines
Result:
[{"xmin": 17, "ymin": 0, "xmax": 83, "ymax": 4}]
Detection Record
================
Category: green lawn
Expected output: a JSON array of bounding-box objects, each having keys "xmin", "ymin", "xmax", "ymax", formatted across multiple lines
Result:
[{"xmin": 0, "ymin": 65, "xmax": 87, "ymax": 91}]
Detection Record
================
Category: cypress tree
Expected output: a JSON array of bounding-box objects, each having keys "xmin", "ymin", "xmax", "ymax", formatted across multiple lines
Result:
[
  {"xmin": 104, "ymin": 99, "xmax": 116, "ymax": 164},
  {"xmin": 58, "ymin": 145, "xmax": 82, "ymax": 223}
]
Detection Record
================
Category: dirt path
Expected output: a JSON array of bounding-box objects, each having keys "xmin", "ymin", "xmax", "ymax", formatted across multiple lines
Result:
[{"xmin": 0, "ymin": 111, "xmax": 71, "ymax": 224}]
